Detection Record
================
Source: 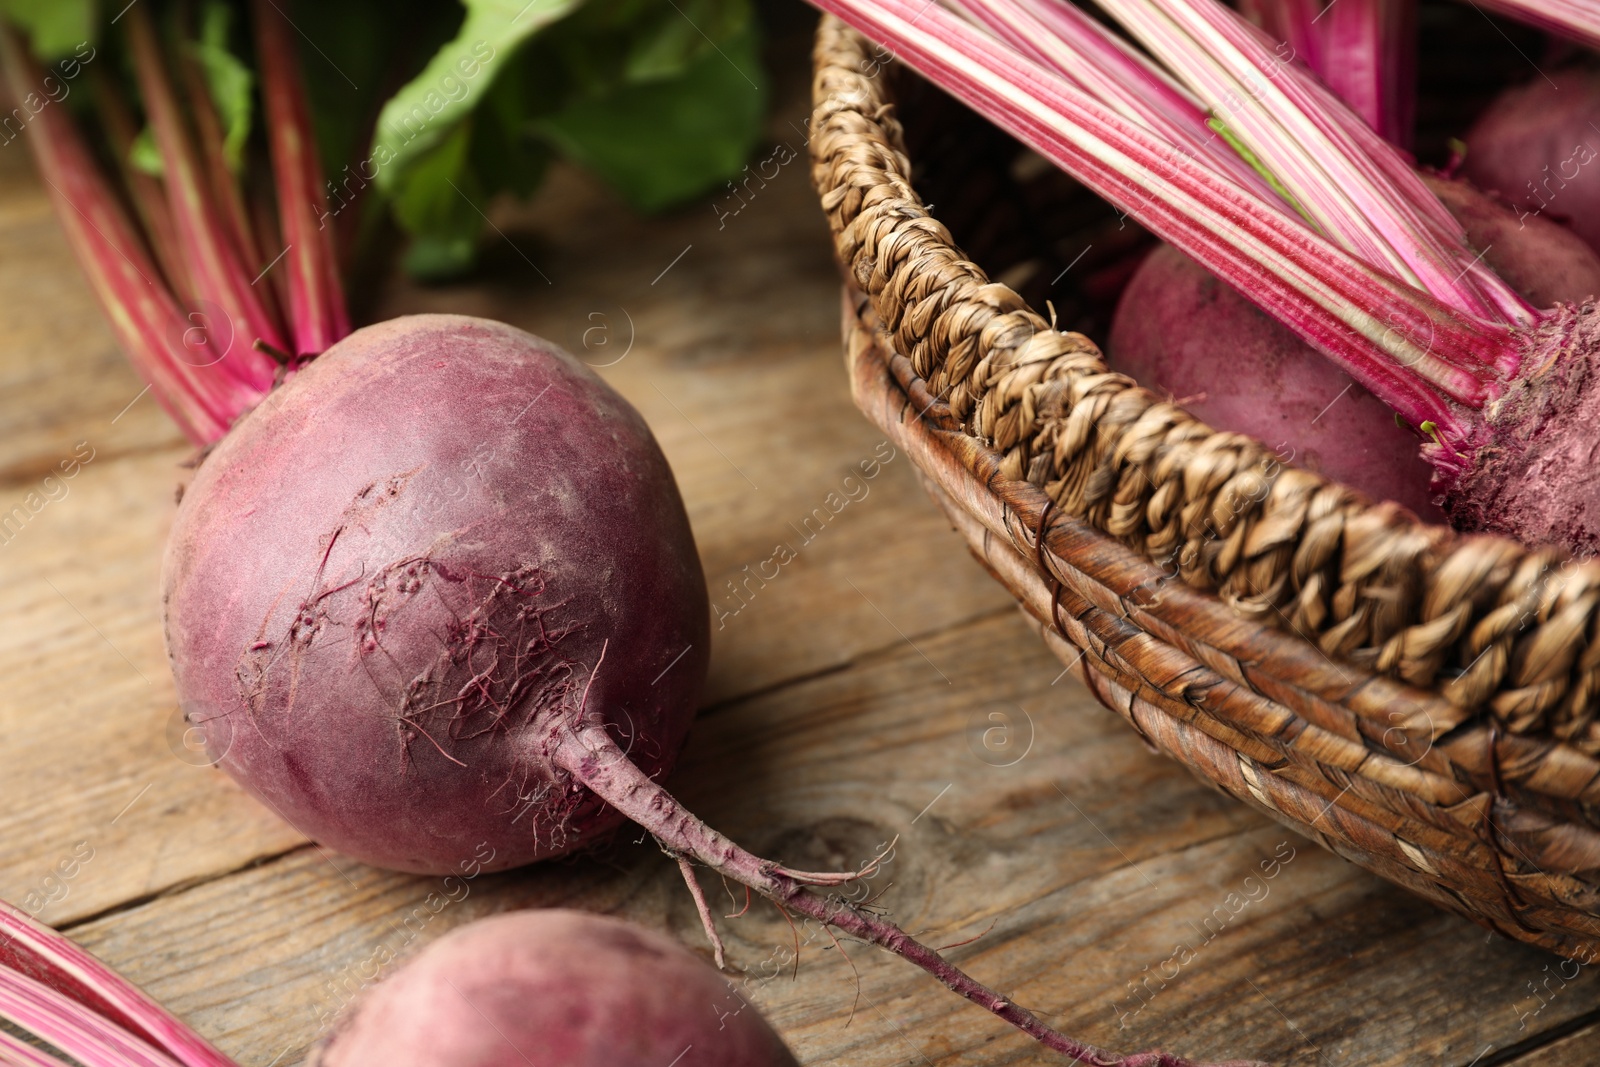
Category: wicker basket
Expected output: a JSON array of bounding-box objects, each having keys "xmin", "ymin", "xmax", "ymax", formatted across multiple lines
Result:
[{"xmin": 807, "ymin": 16, "xmax": 1600, "ymax": 961}]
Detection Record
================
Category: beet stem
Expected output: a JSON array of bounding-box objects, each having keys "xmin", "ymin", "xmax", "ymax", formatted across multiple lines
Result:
[
  {"xmin": 1311, "ymin": 0, "xmax": 1416, "ymax": 149},
  {"xmin": 553, "ymin": 722, "xmax": 1269, "ymax": 1066},
  {"xmin": 0, "ymin": 23, "xmax": 251, "ymax": 443},
  {"xmin": 250, "ymin": 0, "xmax": 352, "ymax": 356},
  {"xmin": 0, "ymin": 966, "xmax": 185, "ymax": 1067},
  {"xmin": 177, "ymin": 34, "xmax": 268, "ymax": 291},
  {"xmin": 1094, "ymin": 0, "xmax": 1499, "ymax": 317},
  {"xmin": 0, "ymin": 901, "xmax": 235, "ymax": 1067},
  {"xmin": 89, "ymin": 64, "xmax": 194, "ymax": 300},
  {"xmin": 0, "ymin": 1024, "xmax": 78, "ymax": 1067},
  {"xmin": 950, "ymin": 0, "xmax": 1278, "ymax": 198},
  {"xmin": 124, "ymin": 5, "xmax": 288, "ymax": 388}
]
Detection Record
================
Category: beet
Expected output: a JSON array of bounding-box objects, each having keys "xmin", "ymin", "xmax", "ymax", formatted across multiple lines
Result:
[
  {"xmin": 2, "ymin": 11, "xmax": 1275, "ymax": 1060},
  {"xmin": 158, "ymin": 314, "xmax": 1264, "ymax": 1065},
  {"xmin": 1422, "ymin": 174, "xmax": 1600, "ymax": 311},
  {"xmin": 1108, "ymin": 177, "xmax": 1600, "ymax": 520},
  {"xmin": 162, "ymin": 314, "xmax": 710, "ymax": 874},
  {"xmin": 1462, "ymin": 65, "xmax": 1600, "ymax": 255},
  {"xmin": 312, "ymin": 911, "xmax": 798, "ymax": 1067},
  {"xmin": 1108, "ymin": 243, "xmax": 1445, "ymax": 517}
]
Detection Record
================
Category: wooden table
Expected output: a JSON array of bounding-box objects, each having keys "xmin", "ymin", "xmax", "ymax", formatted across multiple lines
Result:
[{"xmin": 1, "ymin": 8, "xmax": 1596, "ymax": 1064}]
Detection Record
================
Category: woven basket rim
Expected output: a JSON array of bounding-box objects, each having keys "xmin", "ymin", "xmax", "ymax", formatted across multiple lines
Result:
[{"xmin": 806, "ymin": 16, "xmax": 1600, "ymax": 956}]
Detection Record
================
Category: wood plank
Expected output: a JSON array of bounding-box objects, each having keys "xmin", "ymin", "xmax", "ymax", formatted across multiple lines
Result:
[
  {"xmin": 0, "ymin": 40, "xmax": 1011, "ymax": 928},
  {"xmin": 1513, "ymin": 1019, "xmax": 1600, "ymax": 1066},
  {"xmin": 5, "ymin": 7, "xmax": 1598, "ymax": 1066},
  {"xmin": 0, "ymin": 444, "xmax": 306, "ymax": 927},
  {"xmin": 67, "ymin": 608, "xmax": 1600, "ymax": 1067}
]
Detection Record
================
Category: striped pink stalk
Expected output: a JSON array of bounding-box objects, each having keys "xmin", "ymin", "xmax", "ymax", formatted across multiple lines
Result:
[
  {"xmin": 812, "ymin": 0, "xmax": 1600, "ymax": 548},
  {"xmin": 0, "ymin": 25, "xmax": 252, "ymax": 443},
  {"xmin": 1248, "ymin": 0, "xmax": 1319, "ymax": 59},
  {"xmin": 0, "ymin": 903, "xmax": 236, "ymax": 1067},
  {"xmin": 1091, "ymin": 0, "xmax": 1526, "ymax": 327},
  {"xmin": 1249, "ymin": 1, "xmax": 1421, "ymax": 146},
  {"xmin": 814, "ymin": 0, "xmax": 1501, "ymax": 437},
  {"xmin": 179, "ymin": 46, "xmax": 268, "ymax": 287},
  {"xmin": 0, "ymin": 1026, "xmax": 79, "ymax": 1067},
  {"xmin": 251, "ymin": 0, "xmax": 351, "ymax": 357},
  {"xmin": 1315, "ymin": 0, "xmax": 1416, "ymax": 147},
  {"xmin": 124, "ymin": 6, "xmax": 287, "ymax": 386},
  {"xmin": 90, "ymin": 66, "xmax": 194, "ymax": 300},
  {"xmin": 2, "ymin": 0, "xmax": 356, "ymax": 446},
  {"xmin": 949, "ymin": 0, "xmax": 1279, "ymax": 196},
  {"xmin": 1234, "ymin": 18, "xmax": 1479, "ymax": 301},
  {"xmin": 0, "ymin": 968, "xmax": 185, "ymax": 1067},
  {"xmin": 1474, "ymin": 0, "xmax": 1600, "ymax": 52}
]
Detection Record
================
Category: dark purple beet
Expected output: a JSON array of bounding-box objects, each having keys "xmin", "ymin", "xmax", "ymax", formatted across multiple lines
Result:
[
  {"xmin": 1107, "ymin": 243, "xmax": 1445, "ymax": 518},
  {"xmin": 1108, "ymin": 178, "xmax": 1600, "ymax": 525},
  {"xmin": 161, "ymin": 314, "xmax": 710, "ymax": 874},
  {"xmin": 1462, "ymin": 65, "xmax": 1600, "ymax": 255}
]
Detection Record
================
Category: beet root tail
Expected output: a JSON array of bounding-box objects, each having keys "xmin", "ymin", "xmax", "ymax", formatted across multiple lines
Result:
[{"xmin": 552, "ymin": 721, "xmax": 1270, "ymax": 1067}]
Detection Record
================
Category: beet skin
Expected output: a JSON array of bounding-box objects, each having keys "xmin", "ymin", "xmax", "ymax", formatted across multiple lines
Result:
[
  {"xmin": 1107, "ymin": 181, "xmax": 1600, "ymax": 524},
  {"xmin": 1422, "ymin": 174, "xmax": 1600, "ymax": 311},
  {"xmin": 1462, "ymin": 66, "xmax": 1600, "ymax": 255},
  {"xmin": 1107, "ymin": 243, "xmax": 1444, "ymax": 518},
  {"xmin": 161, "ymin": 314, "xmax": 710, "ymax": 874},
  {"xmin": 312, "ymin": 910, "xmax": 799, "ymax": 1067}
]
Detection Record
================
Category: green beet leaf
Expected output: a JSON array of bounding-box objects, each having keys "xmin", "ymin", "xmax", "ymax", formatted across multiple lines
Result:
[{"xmin": 535, "ymin": 18, "xmax": 765, "ymax": 212}]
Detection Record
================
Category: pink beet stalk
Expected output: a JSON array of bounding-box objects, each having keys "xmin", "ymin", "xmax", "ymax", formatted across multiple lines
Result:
[
  {"xmin": 0, "ymin": 25, "xmax": 252, "ymax": 443},
  {"xmin": 1317, "ymin": 0, "xmax": 1416, "ymax": 147},
  {"xmin": 124, "ymin": 6, "xmax": 288, "ymax": 386},
  {"xmin": 0, "ymin": 903, "xmax": 236, "ymax": 1067},
  {"xmin": 1092, "ymin": 0, "xmax": 1524, "ymax": 324},
  {"xmin": 251, "ymin": 0, "xmax": 351, "ymax": 357},
  {"xmin": 0, "ymin": 1026, "xmax": 79, "ymax": 1067},
  {"xmin": 1473, "ymin": 0, "xmax": 1600, "ymax": 52},
  {"xmin": 949, "ymin": 0, "xmax": 1280, "ymax": 197},
  {"xmin": 178, "ymin": 48, "xmax": 268, "ymax": 292},
  {"xmin": 0, "ymin": 0, "xmax": 355, "ymax": 445},
  {"xmin": 0, "ymin": 969, "xmax": 186, "ymax": 1067},
  {"xmin": 1248, "ymin": 0, "xmax": 1416, "ymax": 147},
  {"xmin": 90, "ymin": 65, "xmax": 194, "ymax": 300},
  {"xmin": 811, "ymin": 0, "xmax": 1600, "ymax": 549},
  {"xmin": 1241, "ymin": 0, "xmax": 1321, "ymax": 67},
  {"xmin": 1240, "ymin": 4, "xmax": 1476, "ymax": 306}
]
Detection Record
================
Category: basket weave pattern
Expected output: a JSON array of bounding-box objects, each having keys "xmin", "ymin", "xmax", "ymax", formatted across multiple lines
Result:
[{"xmin": 808, "ymin": 16, "xmax": 1600, "ymax": 958}]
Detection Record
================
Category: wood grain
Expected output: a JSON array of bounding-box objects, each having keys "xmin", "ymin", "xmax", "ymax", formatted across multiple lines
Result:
[
  {"xmin": 1517, "ymin": 1021, "xmax": 1600, "ymax": 1065},
  {"xmin": 0, "ymin": 46, "xmax": 1011, "ymax": 929},
  {"xmin": 64, "ymin": 608, "xmax": 1600, "ymax": 1066},
  {"xmin": 0, "ymin": 6, "xmax": 1595, "ymax": 1065}
]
